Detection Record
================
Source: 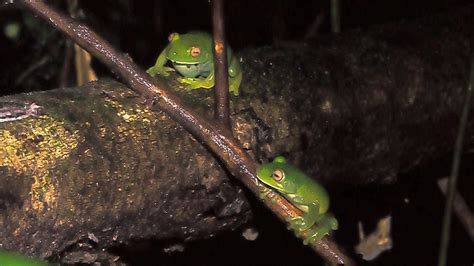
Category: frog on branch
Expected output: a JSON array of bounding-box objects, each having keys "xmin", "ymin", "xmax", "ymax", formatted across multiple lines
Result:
[
  {"xmin": 256, "ymin": 156, "xmax": 338, "ymax": 244},
  {"xmin": 147, "ymin": 31, "xmax": 242, "ymax": 96}
]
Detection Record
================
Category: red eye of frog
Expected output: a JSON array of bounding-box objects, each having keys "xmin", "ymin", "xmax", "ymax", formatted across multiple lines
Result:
[
  {"xmin": 271, "ymin": 169, "xmax": 285, "ymax": 182},
  {"xmin": 190, "ymin": 47, "xmax": 201, "ymax": 57}
]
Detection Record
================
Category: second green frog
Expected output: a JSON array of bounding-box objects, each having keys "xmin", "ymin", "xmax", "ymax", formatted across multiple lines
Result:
[{"xmin": 147, "ymin": 31, "xmax": 242, "ymax": 96}]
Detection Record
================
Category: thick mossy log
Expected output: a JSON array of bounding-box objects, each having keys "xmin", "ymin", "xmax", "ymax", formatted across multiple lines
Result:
[{"xmin": 0, "ymin": 80, "xmax": 252, "ymax": 259}]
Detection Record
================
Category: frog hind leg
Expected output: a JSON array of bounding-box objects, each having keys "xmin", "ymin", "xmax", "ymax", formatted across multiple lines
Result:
[
  {"xmin": 229, "ymin": 70, "xmax": 242, "ymax": 96},
  {"xmin": 228, "ymin": 55, "xmax": 242, "ymax": 96},
  {"xmin": 288, "ymin": 201, "xmax": 320, "ymax": 232},
  {"xmin": 302, "ymin": 214, "xmax": 339, "ymax": 245},
  {"xmin": 178, "ymin": 69, "xmax": 215, "ymax": 90}
]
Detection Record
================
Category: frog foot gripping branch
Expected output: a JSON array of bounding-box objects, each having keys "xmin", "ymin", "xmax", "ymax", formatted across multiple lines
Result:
[{"xmin": 147, "ymin": 31, "xmax": 242, "ymax": 96}]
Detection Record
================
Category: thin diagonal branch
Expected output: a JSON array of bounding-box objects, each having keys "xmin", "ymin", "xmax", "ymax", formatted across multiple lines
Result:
[
  {"xmin": 437, "ymin": 178, "xmax": 474, "ymax": 242},
  {"xmin": 438, "ymin": 54, "xmax": 474, "ymax": 266},
  {"xmin": 17, "ymin": 1, "xmax": 354, "ymax": 264},
  {"xmin": 330, "ymin": 0, "xmax": 341, "ymax": 33}
]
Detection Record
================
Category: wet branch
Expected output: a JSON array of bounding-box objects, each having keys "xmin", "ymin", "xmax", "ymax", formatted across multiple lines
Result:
[{"xmin": 212, "ymin": 0, "xmax": 231, "ymax": 129}]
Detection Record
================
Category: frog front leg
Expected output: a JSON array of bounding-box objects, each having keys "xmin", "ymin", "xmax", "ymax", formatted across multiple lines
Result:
[{"xmin": 147, "ymin": 45, "xmax": 175, "ymax": 77}]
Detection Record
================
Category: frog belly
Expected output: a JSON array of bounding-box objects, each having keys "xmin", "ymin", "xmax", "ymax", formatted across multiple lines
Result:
[
  {"xmin": 172, "ymin": 63, "xmax": 201, "ymax": 78},
  {"xmin": 172, "ymin": 61, "xmax": 212, "ymax": 78}
]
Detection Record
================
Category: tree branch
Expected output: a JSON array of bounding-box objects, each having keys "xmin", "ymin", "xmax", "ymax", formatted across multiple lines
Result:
[{"xmin": 212, "ymin": 0, "xmax": 231, "ymax": 129}]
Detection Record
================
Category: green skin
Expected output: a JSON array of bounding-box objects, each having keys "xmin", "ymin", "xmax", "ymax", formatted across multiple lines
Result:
[
  {"xmin": 0, "ymin": 251, "xmax": 49, "ymax": 266},
  {"xmin": 147, "ymin": 31, "xmax": 242, "ymax": 96},
  {"xmin": 256, "ymin": 156, "xmax": 338, "ymax": 244}
]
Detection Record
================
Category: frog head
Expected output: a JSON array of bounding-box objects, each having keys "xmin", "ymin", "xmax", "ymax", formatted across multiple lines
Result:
[
  {"xmin": 165, "ymin": 32, "xmax": 212, "ymax": 78},
  {"xmin": 256, "ymin": 156, "xmax": 298, "ymax": 194}
]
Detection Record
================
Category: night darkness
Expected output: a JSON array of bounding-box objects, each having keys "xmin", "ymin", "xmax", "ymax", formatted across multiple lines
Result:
[{"xmin": 1, "ymin": 0, "xmax": 474, "ymax": 265}]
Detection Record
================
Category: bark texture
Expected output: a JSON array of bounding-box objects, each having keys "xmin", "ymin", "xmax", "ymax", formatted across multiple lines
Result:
[
  {"xmin": 1, "ymin": 4, "xmax": 474, "ymax": 262},
  {"xmin": 0, "ymin": 81, "xmax": 251, "ymax": 261}
]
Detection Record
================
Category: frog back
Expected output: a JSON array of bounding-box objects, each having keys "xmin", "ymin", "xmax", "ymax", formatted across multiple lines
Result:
[{"xmin": 283, "ymin": 164, "xmax": 330, "ymax": 214}]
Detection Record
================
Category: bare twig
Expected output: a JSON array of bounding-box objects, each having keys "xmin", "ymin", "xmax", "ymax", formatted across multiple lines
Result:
[
  {"xmin": 73, "ymin": 43, "xmax": 98, "ymax": 85},
  {"xmin": 303, "ymin": 11, "xmax": 326, "ymax": 40},
  {"xmin": 67, "ymin": 0, "xmax": 97, "ymax": 86},
  {"xmin": 58, "ymin": 40, "xmax": 72, "ymax": 88},
  {"xmin": 17, "ymin": 1, "xmax": 354, "ymax": 264},
  {"xmin": 438, "ymin": 54, "xmax": 474, "ymax": 266},
  {"xmin": 437, "ymin": 178, "xmax": 474, "ymax": 242},
  {"xmin": 330, "ymin": 0, "xmax": 341, "ymax": 34},
  {"xmin": 14, "ymin": 56, "xmax": 49, "ymax": 86},
  {"xmin": 58, "ymin": 0, "xmax": 76, "ymax": 88},
  {"xmin": 212, "ymin": 0, "xmax": 231, "ymax": 129}
]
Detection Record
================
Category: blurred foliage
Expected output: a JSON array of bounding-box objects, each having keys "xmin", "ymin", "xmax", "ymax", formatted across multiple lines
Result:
[
  {"xmin": 0, "ymin": 1, "xmax": 65, "ymax": 95},
  {"xmin": 3, "ymin": 22, "xmax": 20, "ymax": 41},
  {"xmin": 0, "ymin": 250, "xmax": 49, "ymax": 266}
]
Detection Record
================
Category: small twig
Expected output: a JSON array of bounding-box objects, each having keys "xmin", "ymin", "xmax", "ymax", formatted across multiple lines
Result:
[
  {"xmin": 0, "ymin": 101, "xmax": 41, "ymax": 122},
  {"xmin": 14, "ymin": 56, "xmax": 49, "ymax": 86},
  {"xmin": 211, "ymin": 0, "xmax": 231, "ymax": 129},
  {"xmin": 303, "ymin": 11, "xmax": 326, "ymax": 41},
  {"xmin": 437, "ymin": 178, "xmax": 474, "ymax": 242},
  {"xmin": 67, "ymin": 0, "xmax": 97, "ymax": 86},
  {"xmin": 58, "ymin": 0, "xmax": 76, "ymax": 88},
  {"xmin": 73, "ymin": 43, "xmax": 98, "ymax": 85},
  {"xmin": 330, "ymin": 0, "xmax": 341, "ymax": 34},
  {"xmin": 17, "ymin": 1, "xmax": 354, "ymax": 264},
  {"xmin": 59, "ymin": 40, "xmax": 72, "ymax": 88},
  {"xmin": 438, "ymin": 55, "xmax": 474, "ymax": 266}
]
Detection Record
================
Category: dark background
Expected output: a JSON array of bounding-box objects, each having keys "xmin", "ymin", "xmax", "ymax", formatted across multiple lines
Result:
[
  {"xmin": 1, "ymin": 0, "xmax": 473, "ymax": 265},
  {"xmin": 1, "ymin": 0, "xmax": 474, "ymax": 95}
]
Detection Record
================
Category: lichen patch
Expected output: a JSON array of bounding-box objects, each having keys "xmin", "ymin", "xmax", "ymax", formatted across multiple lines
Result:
[{"xmin": 0, "ymin": 115, "xmax": 80, "ymax": 213}]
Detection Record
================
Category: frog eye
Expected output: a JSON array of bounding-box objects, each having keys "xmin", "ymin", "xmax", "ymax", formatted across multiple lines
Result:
[
  {"xmin": 190, "ymin": 47, "xmax": 201, "ymax": 57},
  {"xmin": 271, "ymin": 169, "xmax": 285, "ymax": 182}
]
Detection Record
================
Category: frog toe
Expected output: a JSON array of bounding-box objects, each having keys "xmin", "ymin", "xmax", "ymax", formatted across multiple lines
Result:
[
  {"xmin": 177, "ymin": 77, "xmax": 192, "ymax": 84},
  {"xmin": 330, "ymin": 218, "xmax": 339, "ymax": 230},
  {"xmin": 288, "ymin": 217, "xmax": 311, "ymax": 232},
  {"xmin": 304, "ymin": 227, "xmax": 330, "ymax": 244},
  {"xmin": 146, "ymin": 69, "xmax": 157, "ymax": 77},
  {"xmin": 319, "ymin": 214, "xmax": 339, "ymax": 230},
  {"xmin": 147, "ymin": 67, "xmax": 173, "ymax": 77},
  {"xmin": 286, "ymin": 220, "xmax": 297, "ymax": 230},
  {"xmin": 184, "ymin": 84, "xmax": 197, "ymax": 91},
  {"xmin": 230, "ymin": 86, "xmax": 240, "ymax": 96}
]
